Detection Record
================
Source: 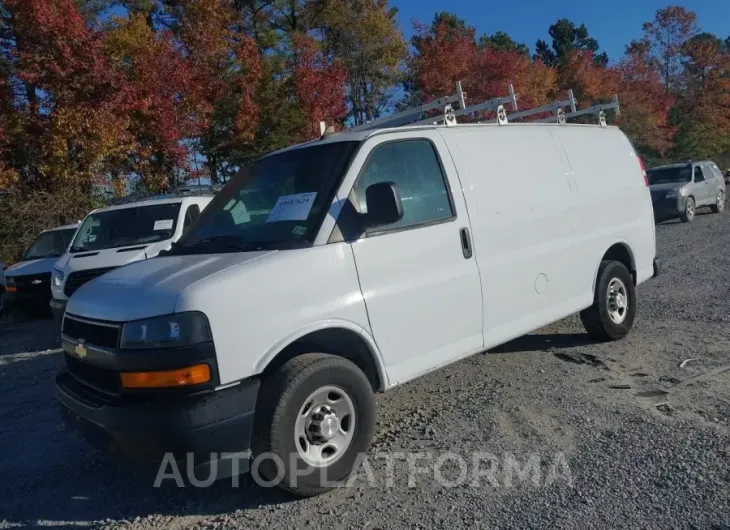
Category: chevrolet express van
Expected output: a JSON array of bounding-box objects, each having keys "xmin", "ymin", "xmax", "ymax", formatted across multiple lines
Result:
[
  {"xmin": 50, "ymin": 193, "xmax": 214, "ymax": 321},
  {"xmin": 2, "ymin": 223, "xmax": 80, "ymax": 315},
  {"xmin": 57, "ymin": 122, "xmax": 660, "ymax": 496}
]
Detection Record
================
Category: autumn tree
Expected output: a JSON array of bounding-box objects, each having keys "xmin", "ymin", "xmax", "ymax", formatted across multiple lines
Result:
[
  {"xmin": 290, "ymin": 33, "xmax": 347, "ymax": 140},
  {"xmin": 615, "ymin": 39, "xmax": 676, "ymax": 162},
  {"xmin": 535, "ymin": 19, "xmax": 608, "ymax": 68},
  {"xmin": 408, "ymin": 13, "xmax": 554, "ymax": 118},
  {"xmin": 407, "ymin": 13, "xmax": 477, "ymax": 103},
  {"xmin": 172, "ymin": 0, "xmax": 262, "ymax": 183},
  {"xmin": 2, "ymin": 0, "xmax": 123, "ymax": 189},
  {"xmin": 673, "ymin": 33, "xmax": 730, "ymax": 159},
  {"xmin": 316, "ymin": 0, "xmax": 407, "ymax": 126},
  {"xmin": 637, "ymin": 5, "xmax": 699, "ymax": 93}
]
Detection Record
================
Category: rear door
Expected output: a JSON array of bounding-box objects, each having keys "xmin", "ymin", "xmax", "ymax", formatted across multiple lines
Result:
[
  {"xmin": 703, "ymin": 162, "xmax": 723, "ymax": 199},
  {"xmin": 345, "ymin": 131, "xmax": 483, "ymax": 385}
]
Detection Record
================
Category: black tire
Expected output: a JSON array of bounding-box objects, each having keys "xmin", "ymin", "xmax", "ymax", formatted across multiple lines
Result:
[
  {"xmin": 251, "ymin": 353, "xmax": 375, "ymax": 497},
  {"xmin": 709, "ymin": 190, "xmax": 725, "ymax": 214},
  {"xmin": 680, "ymin": 196, "xmax": 695, "ymax": 222},
  {"xmin": 580, "ymin": 260, "xmax": 636, "ymax": 342}
]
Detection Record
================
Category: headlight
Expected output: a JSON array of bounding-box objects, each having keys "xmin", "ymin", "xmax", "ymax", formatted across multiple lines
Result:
[
  {"xmin": 5, "ymin": 276, "xmax": 15, "ymax": 287},
  {"xmin": 51, "ymin": 268, "xmax": 64, "ymax": 288},
  {"xmin": 666, "ymin": 188, "xmax": 687, "ymax": 198},
  {"xmin": 120, "ymin": 312, "xmax": 212, "ymax": 349}
]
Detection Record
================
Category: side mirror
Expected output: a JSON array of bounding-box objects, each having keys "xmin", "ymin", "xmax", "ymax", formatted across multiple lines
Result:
[{"xmin": 364, "ymin": 182, "xmax": 404, "ymax": 227}]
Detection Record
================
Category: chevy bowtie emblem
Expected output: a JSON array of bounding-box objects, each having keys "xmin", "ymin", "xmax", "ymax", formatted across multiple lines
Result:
[
  {"xmin": 74, "ymin": 340, "xmax": 88, "ymax": 360},
  {"xmin": 31, "ymin": 279, "xmax": 43, "ymax": 285}
]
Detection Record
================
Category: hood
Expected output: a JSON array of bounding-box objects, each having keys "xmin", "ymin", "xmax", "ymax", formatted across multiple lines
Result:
[
  {"xmin": 66, "ymin": 250, "xmax": 276, "ymax": 322},
  {"xmin": 649, "ymin": 182, "xmax": 687, "ymax": 193},
  {"xmin": 55, "ymin": 245, "xmax": 153, "ymax": 274},
  {"xmin": 4, "ymin": 257, "xmax": 60, "ymax": 277}
]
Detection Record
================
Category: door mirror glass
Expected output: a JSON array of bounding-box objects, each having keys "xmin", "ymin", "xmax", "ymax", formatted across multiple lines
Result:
[{"xmin": 364, "ymin": 182, "xmax": 404, "ymax": 227}]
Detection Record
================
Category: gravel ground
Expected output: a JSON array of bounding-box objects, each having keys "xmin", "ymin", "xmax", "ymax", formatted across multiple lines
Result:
[{"xmin": 1, "ymin": 208, "xmax": 730, "ymax": 529}]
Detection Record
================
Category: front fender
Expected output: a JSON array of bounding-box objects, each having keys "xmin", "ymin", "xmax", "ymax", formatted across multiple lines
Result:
[{"xmin": 253, "ymin": 319, "xmax": 389, "ymax": 391}]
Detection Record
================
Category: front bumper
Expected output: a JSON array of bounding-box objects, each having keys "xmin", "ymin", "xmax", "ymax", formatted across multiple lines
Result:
[
  {"xmin": 1, "ymin": 289, "xmax": 51, "ymax": 313},
  {"xmin": 50, "ymin": 298, "xmax": 67, "ymax": 324},
  {"xmin": 56, "ymin": 338, "xmax": 259, "ymax": 476}
]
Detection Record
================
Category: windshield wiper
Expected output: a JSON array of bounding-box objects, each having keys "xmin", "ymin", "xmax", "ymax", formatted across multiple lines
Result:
[{"xmin": 178, "ymin": 236, "xmax": 267, "ymax": 253}]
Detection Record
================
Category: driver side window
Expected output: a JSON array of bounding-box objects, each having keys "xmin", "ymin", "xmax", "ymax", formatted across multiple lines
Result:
[{"xmin": 352, "ymin": 139, "xmax": 454, "ymax": 234}]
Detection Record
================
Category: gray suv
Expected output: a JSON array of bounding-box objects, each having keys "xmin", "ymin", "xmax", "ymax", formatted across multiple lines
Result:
[{"xmin": 648, "ymin": 160, "xmax": 726, "ymax": 223}]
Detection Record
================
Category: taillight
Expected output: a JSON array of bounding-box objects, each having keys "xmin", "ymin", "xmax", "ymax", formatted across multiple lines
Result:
[{"xmin": 638, "ymin": 157, "xmax": 649, "ymax": 186}]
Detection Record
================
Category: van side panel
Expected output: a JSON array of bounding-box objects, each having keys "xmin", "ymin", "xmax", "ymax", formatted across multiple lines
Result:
[
  {"xmin": 554, "ymin": 126, "xmax": 655, "ymax": 287},
  {"xmin": 442, "ymin": 126, "xmax": 588, "ymax": 348}
]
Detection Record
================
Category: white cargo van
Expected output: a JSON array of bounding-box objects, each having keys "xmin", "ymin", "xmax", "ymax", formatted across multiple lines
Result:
[
  {"xmin": 50, "ymin": 192, "xmax": 215, "ymax": 321},
  {"xmin": 56, "ymin": 106, "xmax": 660, "ymax": 496}
]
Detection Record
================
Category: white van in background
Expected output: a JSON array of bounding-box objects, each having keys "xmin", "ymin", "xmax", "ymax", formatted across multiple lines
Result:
[
  {"xmin": 49, "ymin": 191, "xmax": 215, "ymax": 321},
  {"xmin": 56, "ymin": 121, "xmax": 659, "ymax": 496}
]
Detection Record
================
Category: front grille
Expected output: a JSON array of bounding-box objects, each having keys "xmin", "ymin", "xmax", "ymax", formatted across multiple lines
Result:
[
  {"xmin": 12, "ymin": 272, "xmax": 51, "ymax": 293},
  {"xmin": 64, "ymin": 267, "xmax": 116, "ymax": 297},
  {"xmin": 64, "ymin": 354, "xmax": 121, "ymax": 395},
  {"xmin": 62, "ymin": 314, "xmax": 121, "ymax": 349}
]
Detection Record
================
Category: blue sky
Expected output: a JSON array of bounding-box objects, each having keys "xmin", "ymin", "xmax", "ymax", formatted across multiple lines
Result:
[{"xmin": 391, "ymin": 0, "xmax": 730, "ymax": 61}]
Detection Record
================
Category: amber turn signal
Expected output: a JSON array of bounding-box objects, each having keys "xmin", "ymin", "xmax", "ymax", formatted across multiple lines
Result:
[
  {"xmin": 120, "ymin": 364, "xmax": 211, "ymax": 389},
  {"xmin": 5, "ymin": 286, "xmax": 17, "ymax": 292}
]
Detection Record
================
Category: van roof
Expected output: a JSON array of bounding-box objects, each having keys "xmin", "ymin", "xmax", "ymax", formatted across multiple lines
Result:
[
  {"xmin": 91, "ymin": 195, "xmax": 212, "ymax": 215},
  {"xmin": 650, "ymin": 160, "xmax": 717, "ymax": 170},
  {"xmin": 43, "ymin": 222, "xmax": 81, "ymax": 233},
  {"xmin": 270, "ymin": 122, "xmax": 620, "ymax": 157}
]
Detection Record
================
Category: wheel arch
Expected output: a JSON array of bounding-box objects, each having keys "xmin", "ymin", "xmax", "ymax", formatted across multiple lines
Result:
[
  {"xmin": 592, "ymin": 241, "xmax": 637, "ymax": 291},
  {"xmin": 255, "ymin": 321, "xmax": 388, "ymax": 392}
]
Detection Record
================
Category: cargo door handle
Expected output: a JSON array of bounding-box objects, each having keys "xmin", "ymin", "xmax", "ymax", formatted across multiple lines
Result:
[{"xmin": 459, "ymin": 227, "xmax": 473, "ymax": 259}]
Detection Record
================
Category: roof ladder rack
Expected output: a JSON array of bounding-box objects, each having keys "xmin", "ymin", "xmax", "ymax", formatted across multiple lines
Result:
[
  {"xmin": 414, "ymin": 84, "xmax": 518, "ymax": 126},
  {"xmin": 506, "ymin": 90, "xmax": 577, "ymax": 124},
  {"xmin": 347, "ymin": 81, "xmax": 619, "ymax": 131},
  {"xmin": 535, "ymin": 95, "xmax": 620, "ymax": 126},
  {"xmin": 350, "ymin": 81, "xmax": 467, "ymax": 132}
]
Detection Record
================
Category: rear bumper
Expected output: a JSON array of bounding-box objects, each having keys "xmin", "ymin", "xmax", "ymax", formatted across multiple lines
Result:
[
  {"xmin": 651, "ymin": 196, "xmax": 685, "ymax": 219},
  {"xmin": 653, "ymin": 258, "xmax": 662, "ymax": 278}
]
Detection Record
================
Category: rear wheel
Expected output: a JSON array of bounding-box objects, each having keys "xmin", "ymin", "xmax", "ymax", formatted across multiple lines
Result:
[
  {"xmin": 580, "ymin": 260, "xmax": 636, "ymax": 342},
  {"xmin": 251, "ymin": 353, "xmax": 375, "ymax": 497},
  {"xmin": 680, "ymin": 197, "xmax": 695, "ymax": 222},
  {"xmin": 710, "ymin": 190, "xmax": 725, "ymax": 213}
]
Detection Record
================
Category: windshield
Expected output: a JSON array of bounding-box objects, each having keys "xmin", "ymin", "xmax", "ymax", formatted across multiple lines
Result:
[
  {"xmin": 647, "ymin": 166, "xmax": 692, "ymax": 185},
  {"xmin": 70, "ymin": 203, "xmax": 182, "ymax": 253},
  {"xmin": 175, "ymin": 141, "xmax": 359, "ymax": 253},
  {"xmin": 22, "ymin": 228, "xmax": 77, "ymax": 260}
]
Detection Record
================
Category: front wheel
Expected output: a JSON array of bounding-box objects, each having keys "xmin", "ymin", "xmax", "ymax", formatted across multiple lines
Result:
[
  {"xmin": 580, "ymin": 260, "xmax": 636, "ymax": 342},
  {"xmin": 680, "ymin": 196, "xmax": 695, "ymax": 222},
  {"xmin": 710, "ymin": 191, "xmax": 725, "ymax": 214},
  {"xmin": 251, "ymin": 353, "xmax": 375, "ymax": 497}
]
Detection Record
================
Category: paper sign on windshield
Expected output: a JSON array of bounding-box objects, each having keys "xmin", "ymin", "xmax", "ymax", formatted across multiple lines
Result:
[
  {"xmin": 153, "ymin": 219, "xmax": 174, "ymax": 231},
  {"xmin": 266, "ymin": 192, "xmax": 317, "ymax": 223}
]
